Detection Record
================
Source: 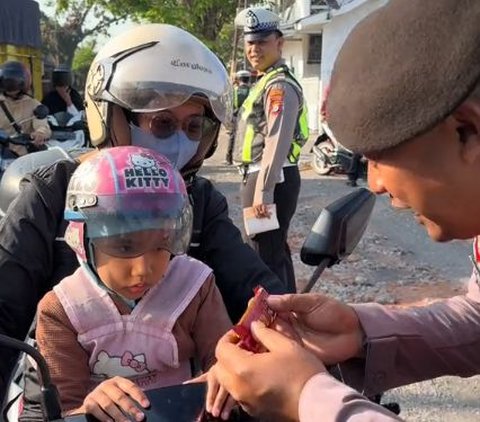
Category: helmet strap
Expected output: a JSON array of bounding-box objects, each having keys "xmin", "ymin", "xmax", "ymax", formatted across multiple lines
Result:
[{"xmin": 85, "ymin": 240, "xmax": 137, "ymax": 309}]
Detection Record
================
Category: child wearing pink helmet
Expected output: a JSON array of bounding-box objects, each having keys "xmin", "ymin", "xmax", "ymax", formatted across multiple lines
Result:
[{"xmin": 35, "ymin": 146, "xmax": 231, "ymax": 420}]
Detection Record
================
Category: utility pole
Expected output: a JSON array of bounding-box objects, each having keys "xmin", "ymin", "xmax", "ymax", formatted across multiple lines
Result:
[{"xmin": 230, "ymin": 13, "xmax": 240, "ymax": 80}]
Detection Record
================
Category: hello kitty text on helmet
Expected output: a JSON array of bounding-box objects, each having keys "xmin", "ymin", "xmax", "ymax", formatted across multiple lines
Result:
[
  {"xmin": 64, "ymin": 146, "xmax": 193, "ymax": 268},
  {"xmin": 84, "ymin": 24, "xmax": 233, "ymax": 178}
]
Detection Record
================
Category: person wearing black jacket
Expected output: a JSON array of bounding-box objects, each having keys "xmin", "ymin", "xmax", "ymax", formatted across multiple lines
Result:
[
  {"xmin": 41, "ymin": 66, "xmax": 84, "ymax": 115},
  {"xmin": 0, "ymin": 25, "xmax": 285, "ymax": 410}
]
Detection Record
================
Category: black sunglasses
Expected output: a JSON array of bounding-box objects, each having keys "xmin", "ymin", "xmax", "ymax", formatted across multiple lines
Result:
[{"xmin": 145, "ymin": 111, "xmax": 215, "ymax": 141}]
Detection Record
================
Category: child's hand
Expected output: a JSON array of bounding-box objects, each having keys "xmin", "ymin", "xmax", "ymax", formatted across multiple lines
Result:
[
  {"xmin": 206, "ymin": 366, "xmax": 237, "ymax": 420},
  {"xmin": 79, "ymin": 376, "xmax": 150, "ymax": 422}
]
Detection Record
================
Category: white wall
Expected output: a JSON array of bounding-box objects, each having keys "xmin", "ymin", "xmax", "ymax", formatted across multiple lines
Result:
[
  {"xmin": 283, "ymin": 38, "xmax": 304, "ymax": 77},
  {"xmin": 318, "ymin": 0, "xmax": 388, "ymax": 129},
  {"xmin": 281, "ymin": 0, "xmax": 389, "ymax": 132},
  {"xmin": 320, "ymin": 0, "xmax": 388, "ymax": 95},
  {"xmin": 282, "ymin": 35, "xmax": 321, "ymax": 132}
]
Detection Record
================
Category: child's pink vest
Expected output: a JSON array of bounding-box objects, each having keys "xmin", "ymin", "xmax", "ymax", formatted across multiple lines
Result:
[{"xmin": 53, "ymin": 255, "xmax": 211, "ymax": 391}]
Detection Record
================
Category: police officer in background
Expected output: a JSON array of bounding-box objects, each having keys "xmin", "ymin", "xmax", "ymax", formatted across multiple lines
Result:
[
  {"xmin": 224, "ymin": 70, "xmax": 251, "ymax": 165},
  {"xmin": 233, "ymin": 7, "xmax": 309, "ymax": 292}
]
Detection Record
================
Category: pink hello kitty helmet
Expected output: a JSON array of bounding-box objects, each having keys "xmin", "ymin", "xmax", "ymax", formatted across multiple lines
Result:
[{"xmin": 64, "ymin": 146, "xmax": 192, "ymax": 263}]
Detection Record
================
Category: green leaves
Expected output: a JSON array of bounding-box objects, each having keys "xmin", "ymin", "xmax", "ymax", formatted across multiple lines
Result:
[{"xmin": 43, "ymin": 0, "xmax": 247, "ymax": 70}]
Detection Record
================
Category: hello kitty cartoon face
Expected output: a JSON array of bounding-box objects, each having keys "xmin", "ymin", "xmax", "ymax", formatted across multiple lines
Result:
[
  {"xmin": 124, "ymin": 152, "xmax": 170, "ymax": 190},
  {"xmin": 93, "ymin": 350, "xmax": 150, "ymax": 378},
  {"xmin": 130, "ymin": 153, "xmax": 156, "ymax": 169}
]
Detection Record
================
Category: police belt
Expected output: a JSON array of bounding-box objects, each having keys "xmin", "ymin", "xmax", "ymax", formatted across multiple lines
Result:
[{"xmin": 240, "ymin": 160, "xmax": 297, "ymax": 175}]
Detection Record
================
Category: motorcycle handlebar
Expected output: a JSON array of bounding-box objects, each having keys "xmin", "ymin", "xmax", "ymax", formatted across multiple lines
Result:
[
  {"xmin": 0, "ymin": 334, "xmax": 62, "ymax": 420},
  {"xmin": 0, "ymin": 133, "xmax": 32, "ymax": 146}
]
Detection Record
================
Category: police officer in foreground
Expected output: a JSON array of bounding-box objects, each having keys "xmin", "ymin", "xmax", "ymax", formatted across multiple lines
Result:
[
  {"xmin": 209, "ymin": 0, "xmax": 480, "ymax": 420},
  {"xmin": 233, "ymin": 7, "xmax": 309, "ymax": 293},
  {"xmin": 224, "ymin": 70, "xmax": 251, "ymax": 165}
]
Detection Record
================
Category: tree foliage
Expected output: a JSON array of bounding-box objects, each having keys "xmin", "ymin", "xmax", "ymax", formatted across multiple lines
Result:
[
  {"xmin": 40, "ymin": 0, "xmax": 132, "ymax": 67},
  {"xmin": 42, "ymin": 0, "xmax": 263, "ymax": 71},
  {"xmin": 72, "ymin": 40, "xmax": 97, "ymax": 91},
  {"xmin": 113, "ymin": 0, "xmax": 239, "ymax": 64}
]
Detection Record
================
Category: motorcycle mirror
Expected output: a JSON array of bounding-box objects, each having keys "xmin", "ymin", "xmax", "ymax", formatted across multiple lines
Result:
[
  {"xmin": 33, "ymin": 104, "xmax": 49, "ymax": 120},
  {"xmin": 301, "ymin": 188, "xmax": 375, "ymax": 267}
]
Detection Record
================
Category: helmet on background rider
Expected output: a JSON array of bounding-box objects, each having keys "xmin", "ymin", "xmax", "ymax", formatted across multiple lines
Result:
[
  {"xmin": 0, "ymin": 61, "xmax": 32, "ymax": 96},
  {"xmin": 84, "ymin": 24, "xmax": 233, "ymax": 178},
  {"xmin": 51, "ymin": 64, "xmax": 72, "ymax": 88},
  {"xmin": 235, "ymin": 70, "xmax": 251, "ymax": 85},
  {"xmin": 64, "ymin": 145, "xmax": 193, "ymax": 273}
]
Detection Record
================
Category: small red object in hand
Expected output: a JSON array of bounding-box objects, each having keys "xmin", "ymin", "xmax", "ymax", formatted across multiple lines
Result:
[{"xmin": 232, "ymin": 287, "xmax": 277, "ymax": 353}]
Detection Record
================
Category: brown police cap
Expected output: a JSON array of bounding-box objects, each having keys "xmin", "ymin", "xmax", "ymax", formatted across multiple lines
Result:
[{"xmin": 327, "ymin": 0, "xmax": 480, "ymax": 154}]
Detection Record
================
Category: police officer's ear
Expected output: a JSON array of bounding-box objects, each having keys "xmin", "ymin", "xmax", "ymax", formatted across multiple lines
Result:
[
  {"xmin": 276, "ymin": 33, "xmax": 285, "ymax": 51},
  {"xmin": 451, "ymin": 97, "xmax": 480, "ymax": 166}
]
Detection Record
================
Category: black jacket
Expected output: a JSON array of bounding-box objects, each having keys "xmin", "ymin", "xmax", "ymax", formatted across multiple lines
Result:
[
  {"xmin": 41, "ymin": 88, "xmax": 84, "ymax": 115},
  {"xmin": 0, "ymin": 159, "xmax": 284, "ymax": 398}
]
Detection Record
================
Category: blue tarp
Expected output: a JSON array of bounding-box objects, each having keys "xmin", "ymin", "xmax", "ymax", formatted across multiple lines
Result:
[{"xmin": 0, "ymin": 0, "xmax": 41, "ymax": 48}]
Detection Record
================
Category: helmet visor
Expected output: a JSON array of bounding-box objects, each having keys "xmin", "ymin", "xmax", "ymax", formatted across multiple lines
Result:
[
  {"xmin": 66, "ymin": 193, "xmax": 193, "ymax": 255},
  {"xmin": 108, "ymin": 81, "xmax": 230, "ymax": 125},
  {"xmin": 92, "ymin": 228, "xmax": 186, "ymax": 258},
  {"xmin": 89, "ymin": 44, "xmax": 232, "ymax": 124}
]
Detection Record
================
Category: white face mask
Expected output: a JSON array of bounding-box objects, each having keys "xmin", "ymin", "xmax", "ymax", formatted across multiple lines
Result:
[{"xmin": 130, "ymin": 124, "xmax": 200, "ymax": 170}]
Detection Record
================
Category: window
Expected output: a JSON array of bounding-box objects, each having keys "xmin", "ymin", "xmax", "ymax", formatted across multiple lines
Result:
[{"xmin": 307, "ymin": 34, "xmax": 323, "ymax": 64}]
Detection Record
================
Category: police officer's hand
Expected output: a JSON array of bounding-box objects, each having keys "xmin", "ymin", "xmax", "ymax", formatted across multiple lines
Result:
[
  {"xmin": 252, "ymin": 203, "xmax": 271, "ymax": 218},
  {"xmin": 268, "ymin": 294, "xmax": 364, "ymax": 365},
  {"xmin": 212, "ymin": 321, "xmax": 325, "ymax": 421},
  {"xmin": 75, "ymin": 376, "xmax": 150, "ymax": 422},
  {"xmin": 30, "ymin": 131, "xmax": 48, "ymax": 145}
]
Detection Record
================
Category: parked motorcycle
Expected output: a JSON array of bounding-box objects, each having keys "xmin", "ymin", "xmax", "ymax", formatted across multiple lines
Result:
[
  {"xmin": 311, "ymin": 132, "xmax": 367, "ymax": 178},
  {"xmin": 2, "ymin": 188, "xmax": 400, "ymax": 421}
]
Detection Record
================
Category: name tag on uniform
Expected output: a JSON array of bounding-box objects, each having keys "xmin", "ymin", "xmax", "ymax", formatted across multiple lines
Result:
[{"xmin": 243, "ymin": 204, "xmax": 280, "ymax": 236}]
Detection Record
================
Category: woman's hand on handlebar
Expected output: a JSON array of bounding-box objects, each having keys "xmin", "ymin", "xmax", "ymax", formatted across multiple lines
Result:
[
  {"xmin": 268, "ymin": 294, "xmax": 365, "ymax": 365},
  {"xmin": 76, "ymin": 376, "xmax": 150, "ymax": 422}
]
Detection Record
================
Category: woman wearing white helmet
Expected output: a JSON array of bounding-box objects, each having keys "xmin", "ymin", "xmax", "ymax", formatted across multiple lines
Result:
[
  {"xmin": 0, "ymin": 24, "xmax": 286, "ymax": 412},
  {"xmin": 83, "ymin": 23, "xmax": 232, "ymax": 177}
]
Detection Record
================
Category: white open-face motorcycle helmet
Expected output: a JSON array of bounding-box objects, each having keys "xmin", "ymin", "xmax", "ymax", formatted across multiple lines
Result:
[{"xmin": 85, "ymin": 24, "xmax": 233, "ymax": 176}]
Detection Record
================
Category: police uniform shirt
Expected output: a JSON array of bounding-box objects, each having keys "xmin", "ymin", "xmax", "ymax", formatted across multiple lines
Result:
[{"xmin": 251, "ymin": 60, "xmax": 302, "ymax": 206}]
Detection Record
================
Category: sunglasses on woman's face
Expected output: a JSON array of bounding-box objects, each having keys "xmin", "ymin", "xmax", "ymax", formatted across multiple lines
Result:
[{"xmin": 143, "ymin": 111, "xmax": 215, "ymax": 141}]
